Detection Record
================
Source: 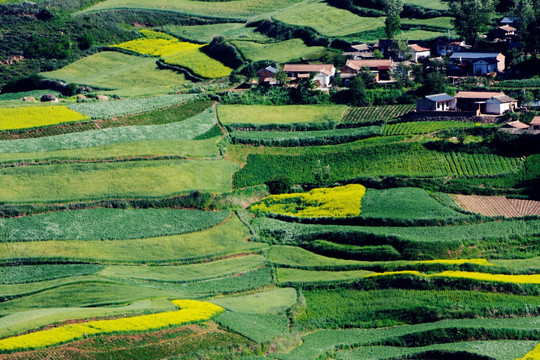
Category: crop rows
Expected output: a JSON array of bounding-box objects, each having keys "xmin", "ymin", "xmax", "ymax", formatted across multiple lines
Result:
[
  {"xmin": 382, "ymin": 121, "xmax": 480, "ymax": 136},
  {"xmin": 453, "ymin": 194, "xmax": 540, "ymax": 217},
  {"xmin": 230, "ymin": 126, "xmax": 382, "ymax": 147},
  {"xmin": 342, "ymin": 104, "xmax": 415, "ymax": 124},
  {"xmin": 443, "ymin": 152, "xmax": 521, "ymax": 176}
]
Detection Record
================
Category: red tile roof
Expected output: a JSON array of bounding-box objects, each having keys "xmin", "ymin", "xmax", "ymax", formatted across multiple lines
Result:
[
  {"xmin": 283, "ymin": 64, "xmax": 335, "ymax": 74},
  {"xmin": 531, "ymin": 116, "xmax": 540, "ymax": 125},
  {"xmin": 505, "ymin": 120, "xmax": 529, "ymax": 129},
  {"xmin": 455, "ymin": 91, "xmax": 505, "ymax": 99},
  {"xmin": 343, "ymin": 59, "xmax": 393, "ymax": 70},
  {"xmin": 409, "ymin": 44, "xmax": 430, "ymax": 52}
]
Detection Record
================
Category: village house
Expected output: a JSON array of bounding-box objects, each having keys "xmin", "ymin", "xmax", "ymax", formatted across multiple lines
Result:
[
  {"xmin": 282, "ymin": 64, "xmax": 335, "ymax": 88},
  {"xmin": 339, "ymin": 59, "xmax": 393, "ymax": 83},
  {"xmin": 500, "ymin": 16, "xmax": 519, "ymax": 26},
  {"xmin": 501, "ymin": 120, "xmax": 530, "ymax": 132},
  {"xmin": 433, "ymin": 39, "xmax": 469, "ymax": 56},
  {"xmin": 493, "ymin": 25, "xmax": 517, "ymax": 41},
  {"xmin": 342, "ymin": 44, "xmax": 373, "ymax": 59},
  {"xmin": 485, "ymin": 94, "xmax": 519, "ymax": 115},
  {"xmin": 530, "ymin": 116, "xmax": 540, "ymax": 131},
  {"xmin": 409, "ymin": 44, "xmax": 431, "ymax": 62},
  {"xmin": 256, "ymin": 66, "xmax": 278, "ymax": 86},
  {"xmin": 454, "ymin": 91, "xmax": 512, "ymax": 114},
  {"xmin": 449, "ymin": 52, "xmax": 505, "ymax": 75},
  {"xmin": 416, "ymin": 93, "xmax": 457, "ymax": 111}
]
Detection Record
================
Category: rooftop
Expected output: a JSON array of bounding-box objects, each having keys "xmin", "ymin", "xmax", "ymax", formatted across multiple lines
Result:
[
  {"xmin": 283, "ymin": 64, "xmax": 335, "ymax": 74},
  {"xmin": 409, "ymin": 44, "xmax": 430, "ymax": 52},
  {"xmin": 425, "ymin": 93, "xmax": 455, "ymax": 102},
  {"xmin": 455, "ymin": 91, "xmax": 505, "ymax": 99},
  {"xmin": 490, "ymin": 95, "xmax": 518, "ymax": 103},
  {"xmin": 343, "ymin": 59, "xmax": 393, "ymax": 70},
  {"xmin": 531, "ymin": 116, "xmax": 540, "ymax": 125},
  {"xmin": 504, "ymin": 120, "xmax": 529, "ymax": 129},
  {"xmin": 450, "ymin": 52, "xmax": 502, "ymax": 60}
]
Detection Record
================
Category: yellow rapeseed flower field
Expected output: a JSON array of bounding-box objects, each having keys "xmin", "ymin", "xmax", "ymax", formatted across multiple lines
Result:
[
  {"xmin": 518, "ymin": 342, "xmax": 540, "ymax": 360},
  {"xmin": 367, "ymin": 270, "xmax": 540, "ymax": 284},
  {"xmin": 0, "ymin": 299, "xmax": 224, "ymax": 352},
  {"xmin": 412, "ymin": 259, "xmax": 494, "ymax": 266},
  {"xmin": 250, "ymin": 184, "xmax": 367, "ymax": 218},
  {"xmin": 112, "ymin": 30, "xmax": 232, "ymax": 78},
  {"xmin": 0, "ymin": 106, "xmax": 89, "ymax": 131}
]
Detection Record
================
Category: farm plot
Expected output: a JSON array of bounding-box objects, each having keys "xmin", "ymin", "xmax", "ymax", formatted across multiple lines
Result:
[
  {"xmin": 273, "ymin": 1, "xmax": 386, "ymax": 37},
  {"xmin": 162, "ymin": 23, "xmax": 270, "ymax": 43},
  {"xmin": 0, "ymin": 324, "xmax": 253, "ymax": 360},
  {"xmin": 0, "ymin": 138, "xmax": 221, "ymax": 165},
  {"xmin": 232, "ymin": 39, "xmax": 327, "ymax": 63},
  {"xmin": 0, "ymin": 107, "xmax": 89, "ymax": 131},
  {"xmin": 68, "ymin": 94, "xmax": 198, "ymax": 119},
  {"xmin": 336, "ymin": 341, "xmax": 537, "ymax": 360},
  {"xmin": 230, "ymin": 126, "xmax": 382, "ymax": 147},
  {"xmin": 342, "ymin": 104, "xmax": 415, "ymax": 124},
  {"xmin": 404, "ymin": 0, "xmax": 449, "ymax": 10},
  {"xmin": 41, "ymin": 51, "xmax": 190, "ymax": 92},
  {"xmin": 218, "ymin": 104, "xmax": 347, "ymax": 128},
  {"xmin": 382, "ymin": 121, "xmax": 485, "ymax": 136},
  {"xmin": 0, "ymin": 208, "xmax": 229, "ymax": 242},
  {"xmin": 0, "ymin": 159, "xmax": 239, "ymax": 203},
  {"xmin": 401, "ymin": 16, "xmax": 454, "ymax": 29},
  {"xmin": 453, "ymin": 194, "xmax": 540, "ymax": 217},
  {"xmin": 0, "ymin": 107, "xmax": 217, "ymax": 153},
  {"xmin": 232, "ymin": 141, "xmax": 522, "ymax": 188},
  {"xmin": 396, "ymin": 29, "xmax": 447, "ymax": 40},
  {"xmin": 77, "ymin": 0, "xmax": 305, "ymax": 20},
  {"xmin": 111, "ymin": 30, "xmax": 232, "ymax": 79},
  {"xmin": 0, "ymin": 214, "xmax": 264, "ymax": 263}
]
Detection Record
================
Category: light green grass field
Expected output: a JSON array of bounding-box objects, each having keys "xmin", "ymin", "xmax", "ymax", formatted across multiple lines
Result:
[
  {"xmin": 402, "ymin": 16, "xmax": 454, "ymax": 29},
  {"xmin": 41, "ymin": 51, "xmax": 190, "ymax": 91},
  {"xmin": 269, "ymin": 245, "xmax": 374, "ymax": 268},
  {"xmin": 338, "ymin": 341, "xmax": 537, "ymax": 360},
  {"xmin": 0, "ymin": 298, "xmax": 175, "ymax": 339},
  {"xmin": 161, "ymin": 23, "xmax": 270, "ymax": 43},
  {"xmin": 98, "ymin": 255, "xmax": 266, "ymax": 282},
  {"xmin": 211, "ymin": 287, "xmax": 297, "ymax": 314},
  {"xmin": 0, "ymin": 138, "xmax": 220, "ymax": 165},
  {"xmin": 0, "ymin": 159, "xmax": 239, "ymax": 203},
  {"xmin": 77, "ymin": 0, "xmax": 305, "ymax": 20},
  {"xmin": 218, "ymin": 105, "xmax": 347, "ymax": 126},
  {"xmin": 397, "ymin": 29, "xmax": 447, "ymax": 40},
  {"xmin": 273, "ymin": 1, "xmax": 386, "ymax": 36},
  {"xmin": 277, "ymin": 268, "xmax": 372, "ymax": 284},
  {"xmin": 0, "ymin": 215, "xmax": 265, "ymax": 263},
  {"xmin": 405, "ymin": 0, "xmax": 448, "ymax": 10},
  {"xmin": 0, "ymin": 108, "xmax": 217, "ymax": 153},
  {"xmin": 232, "ymin": 39, "xmax": 327, "ymax": 63}
]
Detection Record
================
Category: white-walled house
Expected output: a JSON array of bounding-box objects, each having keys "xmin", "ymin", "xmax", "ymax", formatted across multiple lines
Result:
[
  {"xmin": 485, "ymin": 95, "xmax": 518, "ymax": 114},
  {"xmin": 409, "ymin": 44, "xmax": 431, "ymax": 62},
  {"xmin": 283, "ymin": 64, "xmax": 335, "ymax": 88},
  {"xmin": 416, "ymin": 93, "xmax": 457, "ymax": 111}
]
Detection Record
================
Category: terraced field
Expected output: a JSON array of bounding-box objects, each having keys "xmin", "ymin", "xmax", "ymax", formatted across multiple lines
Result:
[{"xmin": 2, "ymin": 1, "xmax": 540, "ymax": 358}]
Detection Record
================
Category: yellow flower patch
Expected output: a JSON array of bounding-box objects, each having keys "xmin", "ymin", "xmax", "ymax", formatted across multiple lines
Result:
[
  {"xmin": 0, "ymin": 299, "xmax": 224, "ymax": 352},
  {"xmin": 519, "ymin": 342, "xmax": 540, "ymax": 360},
  {"xmin": 412, "ymin": 259, "xmax": 494, "ymax": 266},
  {"xmin": 0, "ymin": 106, "xmax": 89, "ymax": 131},
  {"xmin": 366, "ymin": 270, "xmax": 540, "ymax": 284},
  {"xmin": 111, "ymin": 30, "xmax": 232, "ymax": 78},
  {"xmin": 250, "ymin": 184, "xmax": 367, "ymax": 218}
]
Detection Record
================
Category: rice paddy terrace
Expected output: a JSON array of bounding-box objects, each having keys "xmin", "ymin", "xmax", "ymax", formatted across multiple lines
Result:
[{"xmin": 0, "ymin": 0, "xmax": 539, "ymax": 359}]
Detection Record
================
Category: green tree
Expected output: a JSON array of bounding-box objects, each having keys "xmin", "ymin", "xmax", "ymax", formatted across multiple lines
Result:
[
  {"xmin": 275, "ymin": 70, "xmax": 288, "ymax": 87},
  {"xmin": 348, "ymin": 76, "xmax": 371, "ymax": 106},
  {"xmin": 449, "ymin": 0, "xmax": 495, "ymax": 47},
  {"xmin": 373, "ymin": 49, "xmax": 384, "ymax": 59},
  {"xmin": 384, "ymin": 0, "xmax": 404, "ymax": 39},
  {"xmin": 513, "ymin": 0, "xmax": 540, "ymax": 55},
  {"xmin": 312, "ymin": 160, "xmax": 332, "ymax": 187},
  {"xmin": 391, "ymin": 62, "xmax": 411, "ymax": 87},
  {"xmin": 420, "ymin": 71, "xmax": 448, "ymax": 95}
]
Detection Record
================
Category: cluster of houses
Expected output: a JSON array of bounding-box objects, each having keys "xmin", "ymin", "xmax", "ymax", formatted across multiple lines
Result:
[
  {"xmin": 256, "ymin": 17, "xmax": 521, "ymax": 89},
  {"xmin": 417, "ymin": 91, "xmax": 519, "ymax": 116}
]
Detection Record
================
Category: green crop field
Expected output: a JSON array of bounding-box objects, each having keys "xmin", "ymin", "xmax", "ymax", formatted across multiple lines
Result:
[
  {"xmin": 342, "ymin": 104, "xmax": 416, "ymax": 124},
  {"xmin": 405, "ymin": 0, "xmax": 449, "ymax": 10},
  {"xmin": 273, "ymin": 1, "xmax": 386, "ymax": 37},
  {"xmin": 161, "ymin": 23, "xmax": 270, "ymax": 44},
  {"xmin": 42, "ymin": 51, "xmax": 190, "ymax": 92},
  {"xmin": 382, "ymin": 121, "xmax": 491, "ymax": 136},
  {"xmin": 77, "ymin": 0, "xmax": 305, "ymax": 20},
  {"xmin": 402, "ymin": 16, "xmax": 454, "ymax": 29},
  {"xmin": 232, "ymin": 39, "xmax": 327, "ymax": 63},
  {"xmin": 0, "ymin": 107, "xmax": 217, "ymax": 153},
  {"xmin": 396, "ymin": 29, "xmax": 449, "ymax": 40},
  {"xmin": 0, "ymin": 159, "xmax": 239, "ymax": 203},
  {"xmin": 218, "ymin": 104, "xmax": 347, "ymax": 127}
]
